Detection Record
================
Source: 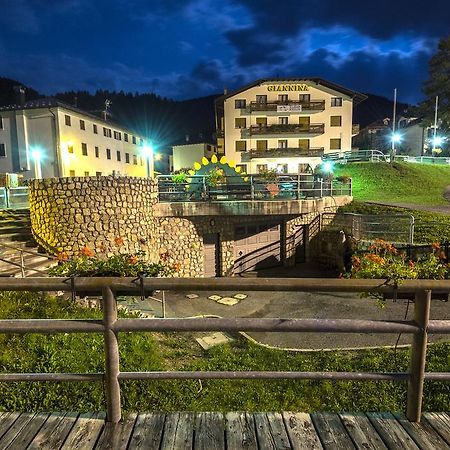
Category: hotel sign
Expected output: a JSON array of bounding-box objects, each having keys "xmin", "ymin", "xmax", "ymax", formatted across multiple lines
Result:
[
  {"xmin": 277, "ymin": 105, "xmax": 302, "ymax": 112},
  {"xmin": 267, "ymin": 84, "xmax": 309, "ymax": 92}
]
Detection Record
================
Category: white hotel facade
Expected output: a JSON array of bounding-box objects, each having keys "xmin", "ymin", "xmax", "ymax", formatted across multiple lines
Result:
[
  {"xmin": 0, "ymin": 98, "xmax": 152, "ymax": 181},
  {"xmin": 215, "ymin": 78, "xmax": 366, "ymax": 174}
]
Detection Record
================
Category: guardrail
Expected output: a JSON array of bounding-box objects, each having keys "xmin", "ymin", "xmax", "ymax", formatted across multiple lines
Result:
[
  {"xmin": 0, "ymin": 186, "xmax": 29, "ymax": 209},
  {"xmin": 157, "ymin": 174, "xmax": 351, "ymax": 202},
  {"xmin": 0, "ymin": 277, "xmax": 449, "ymax": 423},
  {"xmin": 394, "ymin": 155, "xmax": 450, "ymax": 165},
  {"xmin": 322, "ymin": 149, "xmax": 387, "ymax": 163}
]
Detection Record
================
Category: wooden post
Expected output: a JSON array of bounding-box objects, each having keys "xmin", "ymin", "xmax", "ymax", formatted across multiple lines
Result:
[
  {"xmin": 406, "ymin": 289, "xmax": 431, "ymax": 422},
  {"xmin": 102, "ymin": 286, "xmax": 121, "ymax": 423}
]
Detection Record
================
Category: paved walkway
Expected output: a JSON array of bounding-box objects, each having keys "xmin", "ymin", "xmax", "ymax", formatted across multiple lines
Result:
[{"xmin": 123, "ymin": 263, "xmax": 450, "ymax": 351}]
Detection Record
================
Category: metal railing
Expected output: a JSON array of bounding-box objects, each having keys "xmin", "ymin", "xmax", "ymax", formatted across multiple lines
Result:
[
  {"xmin": 0, "ymin": 277, "xmax": 449, "ymax": 423},
  {"xmin": 242, "ymin": 147, "xmax": 324, "ymax": 160},
  {"xmin": 322, "ymin": 150, "xmax": 387, "ymax": 163},
  {"xmin": 0, "ymin": 187, "xmax": 30, "ymax": 209},
  {"xmin": 247, "ymin": 123, "xmax": 325, "ymax": 135},
  {"xmin": 157, "ymin": 174, "xmax": 352, "ymax": 202},
  {"xmin": 394, "ymin": 155, "xmax": 450, "ymax": 165},
  {"xmin": 0, "ymin": 241, "xmax": 58, "ymax": 277},
  {"xmin": 248, "ymin": 100, "xmax": 325, "ymax": 112}
]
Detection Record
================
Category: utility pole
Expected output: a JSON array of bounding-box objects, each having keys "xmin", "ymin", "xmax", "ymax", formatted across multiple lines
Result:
[{"xmin": 432, "ymin": 95, "xmax": 439, "ymax": 154}]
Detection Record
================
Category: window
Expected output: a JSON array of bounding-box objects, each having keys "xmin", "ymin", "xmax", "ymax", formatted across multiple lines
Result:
[
  {"xmin": 84, "ymin": 171, "xmax": 89, "ymax": 177},
  {"xmin": 133, "ymin": 154, "xmax": 138, "ymax": 165},
  {"xmin": 93, "ymin": 124, "xmax": 98, "ymax": 134},
  {"xmin": 139, "ymin": 138, "xmax": 144, "ymax": 146},
  {"xmin": 298, "ymin": 139, "xmax": 310, "ymax": 150},
  {"xmin": 299, "ymin": 94, "xmax": 310, "ymax": 103},
  {"xmin": 330, "ymin": 138, "xmax": 341, "ymax": 150},
  {"xmin": 96, "ymin": 171, "xmax": 102, "ymax": 176},
  {"xmin": 330, "ymin": 115, "xmax": 342, "ymax": 127},
  {"xmin": 277, "ymin": 163, "xmax": 288, "ymax": 173},
  {"xmin": 235, "ymin": 118, "xmax": 246, "ymax": 128},
  {"xmin": 256, "ymin": 95, "xmax": 267, "ymax": 104},
  {"xmin": 279, "ymin": 117, "xmax": 288, "ymax": 125},
  {"xmin": 81, "ymin": 143, "xmax": 88, "ymax": 156},
  {"xmin": 106, "ymin": 148, "xmax": 111, "ymax": 160},
  {"xmin": 256, "ymin": 117, "xmax": 267, "ymax": 127},
  {"xmin": 116, "ymin": 150, "xmax": 121, "ymax": 161},
  {"xmin": 69, "ymin": 170, "xmax": 75, "ymax": 177},
  {"xmin": 0, "ymin": 143, "xmax": 6, "ymax": 157},
  {"xmin": 125, "ymin": 153, "xmax": 130, "ymax": 163},
  {"xmin": 235, "ymin": 140, "xmax": 247, "ymax": 152},
  {"xmin": 95, "ymin": 146, "xmax": 99, "ymax": 158},
  {"xmin": 298, "ymin": 163, "xmax": 312, "ymax": 174},
  {"xmin": 114, "ymin": 131, "xmax": 122, "ymax": 140},
  {"xmin": 235, "ymin": 99, "xmax": 246, "ymax": 109},
  {"xmin": 236, "ymin": 164, "xmax": 247, "ymax": 173},
  {"xmin": 67, "ymin": 145, "xmax": 74, "ymax": 154},
  {"xmin": 278, "ymin": 140, "xmax": 288, "ymax": 149},
  {"xmin": 132, "ymin": 136, "xmax": 136, "ymax": 145},
  {"xmin": 278, "ymin": 94, "xmax": 288, "ymax": 103},
  {"xmin": 103, "ymin": 127, "xmax": 112, "ymax": 137},
  {"xmin": 257, "ymin": 164, "xmax": 268, "ymax": 173},
  {"xmin": 331, "ymin": 97, "xmax": 343, "ymax": 107},
  {"xmin": 0, "ymin": 116, "xmax": 3, "ymax": 129},
  {"xmin": 124, "ymin": 133, "xmax": 128, "ymax": 142},
  {"xmin": 299, "ymin": 117, "xmax": 310, "ymax": 129},
  {"xmin": 80, "ymin": 119, "xmax": 85, "ymax": 130},
  {"xmin": 256, "ymin": 140, "xmax": 268, "ymax": 151},
  {"xmin": 65, "ymin": 115, "xmax": 71, "ymax": 126}
]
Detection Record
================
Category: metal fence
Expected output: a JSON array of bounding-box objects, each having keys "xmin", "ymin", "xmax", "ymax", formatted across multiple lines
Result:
[
  {"xmin": 0, "ymin": 187, "xmax": 29, "ymax": 209},
  {"xmin": 322, "ymin": 212, "xmax": 415, "ymax": 244},
  {"xmin": 0, "ymin": 277, "xmax": 449, "ymax": 424},
  {"xmin": 157, "ymin": 175, "xmax": 351, "ymax": 202}
]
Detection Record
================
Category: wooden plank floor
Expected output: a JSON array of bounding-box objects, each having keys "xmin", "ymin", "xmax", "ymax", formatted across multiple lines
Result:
[{"xmin": 0, "ymin": 411, "xmax": 449, "ymax": 449}]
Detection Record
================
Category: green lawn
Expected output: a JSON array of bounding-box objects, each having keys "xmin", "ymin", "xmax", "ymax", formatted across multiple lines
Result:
[
  {"xmin": 334, "ymin": 161, "xmax": 450, "ymax": 206},
  {"xmin": 0, "ymin": 292, "xmax": 449, "ymax": 413}
]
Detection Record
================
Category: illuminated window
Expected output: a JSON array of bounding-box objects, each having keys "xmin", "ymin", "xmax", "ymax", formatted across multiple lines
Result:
[
  {"xmin": 235, "ymin": 141, "xmax": 246, "ymax": 152},
  {"xmin": 256, "ymin": 164, "xmax": 268, "ymax": 173},
  {"xmin": 330, "ymin": 138, "xmax": 341, "ymax": 150},
  {"xmin": 80, "ymin": 119, "xmax": 85, "ymax": 130},
  {"xmin": 81, "ymin": 143, "xmax": 88, "ymax": 156},
  {"xmin": 236, "ymin": 164, "xmax": 247, "ymax": 173},
  {"xmin": 65, "ymin": 115, "xmax": 71, "ymax": 126},
  {"xmin": 235, "ymin": 118, "xmax": 246, "ymax": 128},
  {"xmin": 67, "ymin": 145, "xmax": 74, "ymax": 154},
  {"xmin": 331, "ymin": 97, "xmax": 342, "ymax": 107},
  {"xmin": 256, "ymin": 117, "xmax": 267, "ymax": 127},
  {"xmin": 330, "ymin": 116, "xmax": 342, "ymax": 127},
  {"xmin": 84, "ymin": 171, "xmax": 89, "ymax": 177},
  {"xmin": 69, "ymin": 170, "xmax": 75, "ymax": 177},
  {"xmin": 256, "ymin": 140, "xmax": 268, "ymax": 151}
]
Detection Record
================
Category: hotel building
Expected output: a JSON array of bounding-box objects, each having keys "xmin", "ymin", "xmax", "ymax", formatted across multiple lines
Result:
[
  {"xmin": 215, "ymin": 78, "xmax": 366, "ymax": 174},
  {"xmin": 0, "ymin": 98, "xmax": 152, "ymax": 181}
]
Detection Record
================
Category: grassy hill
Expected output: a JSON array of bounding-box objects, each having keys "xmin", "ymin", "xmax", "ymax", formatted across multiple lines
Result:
[{"xmin": 335, "ymin": 162, "xmax": 450, "ymax": 206}]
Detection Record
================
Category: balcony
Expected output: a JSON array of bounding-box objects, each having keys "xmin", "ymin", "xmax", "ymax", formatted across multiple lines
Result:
[
  {"xmin": 246, "ymin": 123, "xmax": 325, "ymax": 136},
  {"xmin": 242, "ymin": 147, "xmax": 324, "ymax": 160},
  {"xmin": 248, "ymin": 100, "xmax": 325, "ymax": 112}
]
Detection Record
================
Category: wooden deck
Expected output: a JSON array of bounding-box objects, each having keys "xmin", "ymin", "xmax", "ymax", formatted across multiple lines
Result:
[{"xmin": 0, "ymin": 411, "xmax": 449, "ymax": 449}]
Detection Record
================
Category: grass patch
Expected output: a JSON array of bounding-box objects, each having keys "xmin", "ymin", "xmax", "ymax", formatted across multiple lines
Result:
[
  {"xmin": 334, "ymin": 162, "xmax": 450, "ymax": 206},
  {"xmin": 0, "ymin": 292, "xmax": 449, "ymax": 412}
]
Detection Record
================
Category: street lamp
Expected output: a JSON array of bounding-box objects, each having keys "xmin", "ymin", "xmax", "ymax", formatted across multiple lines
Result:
[
  {"xmin": 30, "ymin": 148, "xmax": 42, "ymax": 179},
  {"xmin": 141, "ymin": 142, "xmax": 154, "ymax": 178}
]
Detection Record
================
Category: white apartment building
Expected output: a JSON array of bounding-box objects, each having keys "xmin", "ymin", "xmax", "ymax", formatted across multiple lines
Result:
[
  {"xmin": 215, "ymin": 78, "xmax": 366, "ymax": 174},
  {"xmin": 0, "ymin": 98, "xmax": 153, "ymax": 181}
]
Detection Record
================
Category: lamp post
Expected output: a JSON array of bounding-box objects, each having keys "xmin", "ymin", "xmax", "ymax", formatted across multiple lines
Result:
[
  {"xmin": 432, "ymin": 95, "xmax": 439, "ymax": 154},
  {"xmin": 31, "ymin": 149, "xmax": 42, "ymax": 179},
  {"xmin": 390, "ymin": 88, "xmax": 397, "ymax": 163},
  {"xmin": 141, "ymin": 142, "xmax": 154, "ymax": 178}
]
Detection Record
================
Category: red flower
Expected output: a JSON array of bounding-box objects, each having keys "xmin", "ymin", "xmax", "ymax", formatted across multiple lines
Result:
[{"xmin": 80, "ymin": 246, "xmax": 94, "ymax": 257}]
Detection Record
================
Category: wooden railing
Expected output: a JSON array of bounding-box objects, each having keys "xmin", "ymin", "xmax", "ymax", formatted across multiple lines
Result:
[{"xmin": 0, "ymin": 277, "xmax": 449, "ymax": 423}]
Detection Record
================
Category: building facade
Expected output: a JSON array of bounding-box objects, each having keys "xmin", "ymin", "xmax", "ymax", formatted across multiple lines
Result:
[
  {"xmin": 0, "ymin": 98, "xmax": 152, "ymax": 181},
  {"xmin": 172, "ymin": 141, "xmax": 216, "ymax": 172},
  {"xmin": 215, "ymin": 78, "xmax": 366, "ymax": 174}
]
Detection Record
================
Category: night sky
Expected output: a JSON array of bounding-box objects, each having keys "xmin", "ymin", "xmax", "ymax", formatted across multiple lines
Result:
[{"xmin": 1, "ymin": 0, "xmax": 449, "ymax": 104}]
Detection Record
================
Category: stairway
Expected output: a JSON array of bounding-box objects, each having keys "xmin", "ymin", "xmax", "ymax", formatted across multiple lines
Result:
[{"xmin": 0, "ymin": 209, "xmax": 56, "ymax": 277}]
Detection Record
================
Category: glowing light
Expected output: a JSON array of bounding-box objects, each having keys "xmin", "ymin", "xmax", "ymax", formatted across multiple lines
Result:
[
  {"xmin": 392, "ymin": 133, "xmax": 402, "ymax": 144},
  {"xmin": 141, "ymin": 143, "xmax": 153, "ymax": 157},
  {"xmin": 432, "ymin": 136, "xmax": 444, "ymax": 147},
  {"xmin": 155, "ymin": 153, "xmax": 162, "ymax": 161},
  {"xmin": 322, "ymin": 161, "xmax": 334, "ymax": 173},
  {"xmin": 31, "ymin": 149, "xmax": 42, "ymax": 160}
]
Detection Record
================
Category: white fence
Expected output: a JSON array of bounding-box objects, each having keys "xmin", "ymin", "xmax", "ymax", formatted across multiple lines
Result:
[{"xmin": 0, "ymin": 187, "xmax": 29, "ymax": 209}]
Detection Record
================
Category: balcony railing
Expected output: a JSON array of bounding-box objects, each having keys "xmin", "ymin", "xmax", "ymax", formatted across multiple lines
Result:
[
  {"xmin": 242, "ymin": 147, "xmax": 324, "ymax": 160},
  {"xmin": 248, "ymin": 100, "xmax": 325, "ymax": 112},
  {"xmin": 247, "ymin": 124, "xmax": 325, "ymax": 136},
  {"xmin": 157, "ymin": 174, "xmax": 351, "ymax": 202},
  {"xmin": 0, "ymin": 277, "xmax": 449, "ymax": 423}
]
